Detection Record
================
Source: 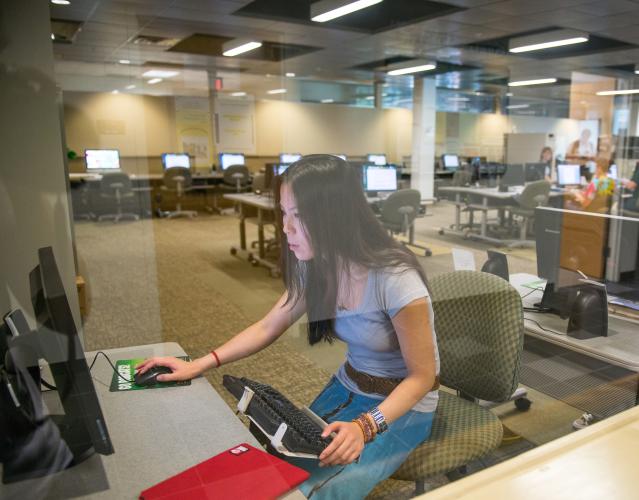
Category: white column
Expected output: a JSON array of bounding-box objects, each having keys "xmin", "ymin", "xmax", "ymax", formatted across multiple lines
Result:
[{"xmin": 410, "ymin": 77, "xmax": 436, "ymax": 200}]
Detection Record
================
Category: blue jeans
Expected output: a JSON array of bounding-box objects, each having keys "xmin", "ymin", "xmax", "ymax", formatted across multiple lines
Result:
[{"xmin": 287, "ymin": 377, "xmax": 434, "ymax": 500}]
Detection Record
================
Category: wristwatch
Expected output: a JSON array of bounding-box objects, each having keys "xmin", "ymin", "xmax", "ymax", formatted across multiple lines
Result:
[{"xmin": 369, "ymin": 406, "xmax": 388, "ymax": 434}]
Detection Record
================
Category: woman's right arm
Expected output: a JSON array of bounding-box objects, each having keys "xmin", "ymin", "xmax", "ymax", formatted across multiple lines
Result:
[{"xmin": 136, "ymin": 292, "xmax": 305, "ymax": 382}]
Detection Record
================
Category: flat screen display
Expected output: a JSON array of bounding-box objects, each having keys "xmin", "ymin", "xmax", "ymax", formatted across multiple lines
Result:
[
  {"xmin": 442, "ymin": 154, "xmax": 460, "ymax": 170},
  {"xmin": 85, "ymin": 149, "xmax": 120, "ymax": 171},
  {"xmin": 367, "ymin": 154, "xmax": 387, "ymax": 166},
  {"xmin": 608, "ymin": 164, "xmax": 618, "ymax": 180},
  {"xmin": 219, "ymin": 153, "xmax": 245, "ymax": 170},
  {"xmin": 277, "ymin": 164, "xmax": 289, "ymax": 175},
  {"xmin": 162, "ymin": 153, "xmax": 190, "ymax": 170},
  {"xmin": 333, "ymin": 154, "xmax": 347, "ymax": 160},
  {"xmin": 557, "ymin": 163, "xmax": 581, "ymax": 186},
  {"xmin": 364, "ymin": 166, "xmax": 397, "ymax": 191},
  {"xmin": 279, "ymin": 153, "xmax": 302, "ymax": 164}
]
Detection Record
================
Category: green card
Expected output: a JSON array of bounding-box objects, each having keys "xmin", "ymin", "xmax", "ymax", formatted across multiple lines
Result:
[
  {"xmin": 109, "ymin": 356, "xmax": 192, "ymax": 392},
  {"xmin": 521, "ymin": 279, "xmax": 546, "ymax": 290}
]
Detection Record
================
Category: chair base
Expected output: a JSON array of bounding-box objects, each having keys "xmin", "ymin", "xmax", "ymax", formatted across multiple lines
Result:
[{"xmin": 166, "ymin": 210, "xmax": 197, "ymax": 219}]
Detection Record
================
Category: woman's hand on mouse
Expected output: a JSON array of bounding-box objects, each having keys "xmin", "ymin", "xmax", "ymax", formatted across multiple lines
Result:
[
  {"xmin": 135, "ymin": 356, "xmax": 208, "ymax": 382},
  {"xmin": 318, "ymin": 421, "xmax": 365, "ymax": 467}
]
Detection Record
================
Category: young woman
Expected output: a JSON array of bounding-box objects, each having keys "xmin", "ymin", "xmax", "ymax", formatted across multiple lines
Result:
[
  {"xmin": 572, "ymin": 157, "xmax": 616, "ymax": 212},
  {"xmin": 136, "ymin": 154, "xmax": 440, "ymax": 499}
]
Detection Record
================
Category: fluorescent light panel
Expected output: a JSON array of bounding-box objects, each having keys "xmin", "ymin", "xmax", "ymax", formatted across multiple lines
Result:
[
  {"xmin": 51, "ymin": 0, "xmax": 71, "ymax": 4},
  {"xmin": 231, "ymin": 92, "xmax": 247, "ymax": 97},
  {"xmin": 387, "ymin": 63, "xmax": 436, "ymax": 76},
  {"xmin": 286, "ymin": 72, "xmax": 296, "ymax": 77},
  {"xmin": 509, "ymin": 29, "xmax": 589, "ymax": 53},
  {"xmin": 147, "ymin": 78, "xmax": 162, "ymax": 85},
  {"xmin": 267, "ymin": 88, "xmax": 287, "ymax": 94},
  {"xmin": 119, "ymin": 59, "xmax": 131, "ymax": 64},
  {"xmin": 506, "ymin": 104, "xmax": 530, "ymax": 109},
  {"xmin": 311, "ymin": 0, "xmax": 383, "ymax": 23},
  {"xmin": 143, "ymin": 69, "xmax": 179, "ymax": 78},
  {"xmin": 222, "ymin": 40, "xmax": 262, "ymax": 57},
  {"xmin": 596, "ymin": 89, "xmax": 639, "ymax": 96},
  {"xmin": 508, "ymin": 78, "xmax": 557, "ymax": 87},
  {"xmin": 321, "ymin": 98, "xmax": 334, "ymax": 103}
]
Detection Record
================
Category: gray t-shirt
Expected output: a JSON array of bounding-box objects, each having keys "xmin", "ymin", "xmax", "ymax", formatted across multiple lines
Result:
[{"xmin": 334, "ymin": 267, "xmax": 440, "ymax": 413}]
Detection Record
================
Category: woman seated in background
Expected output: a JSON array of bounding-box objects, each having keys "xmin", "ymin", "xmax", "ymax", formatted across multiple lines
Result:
[
  {"xmin": 572, "ymin": 157, "xmax": 616, "ymax": 212},
  {"xmin": 137, "ymin": 154, "xmax": 440, "ymax": 500},
  {"xmin": 540, "ymin": 146, "xmax": 554, "ymax": 182}
]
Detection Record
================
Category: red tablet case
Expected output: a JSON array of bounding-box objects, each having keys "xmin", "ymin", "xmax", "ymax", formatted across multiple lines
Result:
[{"xmin": 139, "ymin": 443, "xmax": 309, "ymax": 500}]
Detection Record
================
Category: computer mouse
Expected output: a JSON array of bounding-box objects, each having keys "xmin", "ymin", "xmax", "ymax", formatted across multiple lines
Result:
[{"xmin": 134, "ymin": 365, "xmax": 173, "ymax": 387}]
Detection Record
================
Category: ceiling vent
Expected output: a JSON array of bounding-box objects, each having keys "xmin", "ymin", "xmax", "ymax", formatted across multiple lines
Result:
[{"xmin": 131, "ymin": 35, "xmax": 181, "ymax": 47}]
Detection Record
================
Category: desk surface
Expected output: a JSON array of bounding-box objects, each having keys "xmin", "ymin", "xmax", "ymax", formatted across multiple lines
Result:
[
  {"xmin": 421, "ymin": 404, "xmax": 639, "ymax": 500},
  {"xmin": 512, "ymin": 273, "xmax": 639, "ymax": 371},
  {"xmin": 0, "ymin": 342, "xmax": 302, "ymax": 499},
  {"xmin": 439, "ymin": 185, "xmax": 566, "ymax": 200},
  {"xmin": 224, "ymin": 192, "xmax": 275, "ymax": 210},
  {"xmin": 69, "ymin": 172, "xmax": 224, "ymax": 181}
]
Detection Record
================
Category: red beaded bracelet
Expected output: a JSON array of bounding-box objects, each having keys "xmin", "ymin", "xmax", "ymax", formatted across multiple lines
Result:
[{"xmin": 210, "ymin": 350, "xmax": 221, "ymax": 368}]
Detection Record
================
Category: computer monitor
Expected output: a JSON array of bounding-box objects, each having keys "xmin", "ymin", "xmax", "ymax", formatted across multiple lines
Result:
[
  {"xmin": 85, "ymin": 149, "xmax": 120, "ymax": 171},
  {"xmin": 441, "ymin": 154, "xmax": 460, "ymax": 171},
  {"xmin": 366, "ymin": 154, "xmax": 387, "ymax": 166},
  {"xmin": 29, "ymin": 246, "xmax": 114, "ymax": 460},
  {"xmin": 279, "ymin": 153, "xmax": 302, "ymax": 164},
  {"xmin": 557, "ymin": 163, "xmax": 581, "ymax": 186},
  {"xmin": 277, "ymin": 164, "xmax": 289, "ymax": 176},
  {"xmin": 333, "ymin": 154, "xmax": 347, "ymax": 160},
  {"xmin": 608, "ymin": 164, "xmax": 618, "ymax": 180},
  {"xmin": 500, "ymin": 164, "xmax": 526, "ymax": 187},
  {"xmin": 219, "ymin": 153, "xmax": 245, "ymax": 170},
  {"xmin": 161, "ymin": 153, "xmax": 190, "ymax": 170},
  {"xmin": 525, "ymin": 162, "xmax": 547, "ymax": 182},
  {"xmin": 363, "ymin": 166, "xmax": 397, "ymax": 192}
]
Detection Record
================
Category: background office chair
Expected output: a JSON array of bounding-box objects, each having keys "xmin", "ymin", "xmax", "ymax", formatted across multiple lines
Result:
[
  {"xmin": 97, "ymin": 172, "xmax": 139, "ymax": 222},
  {"xmin": 218, "ymin": 165, "xmax": 251, "ymax": 215},
  {"xmin": 391, "ymin": 270, "xmax": 524, "ymax": 494},
  {"xmin": 509, "ymin": 180, "xmax": 551, "ymax": 242},
  {"xmin": 251, "ymin": 172, "xmax": 266, "ymax": 194},
  {"xmin": 378, "ymin": 189, "xmax": 432, "ymax": 256},
  {"xmin": 161, "ymin": 167, "xmax": 197, "ymax": 219}
]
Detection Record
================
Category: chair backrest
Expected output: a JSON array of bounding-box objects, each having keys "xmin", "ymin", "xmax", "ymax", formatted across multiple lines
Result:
[
  {"xmin": 252, "ymin": 172, "xmax": 266, "ymax": 192},
  {"xmin": 430, "ymin": 271, "xmax": 523, "ymax": 402},
  {"xmin": 452, "ymin": 170, "xmax": 472, "ymax": 187},
  {"xmin": 223, "ymin": 165, "xmax": 250, "ymax": 187},
  {"xmin": 163, "ymin": 167, "xmax": 192, "ymax": 190},
  {"xmin": 100, "ymin": 172, "xmax": 132, "ymax": 196},
  {"xmin": 380, "ymin": 189, "xmax": 421, "ymax": 227},
  {"xmin": 516, "ymin": 180, "xmax": 550, "ymax": 210}
]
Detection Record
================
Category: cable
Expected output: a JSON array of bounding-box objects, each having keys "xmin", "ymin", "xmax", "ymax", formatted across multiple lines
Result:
[
  {"xmin": 88, "ymin": 351, "xmax": 135, "ymax": 384},
  {"xmin": 40, "ymin": 378, "xmax": 57, "ymax": 391},
  {"xmin": 524, "ymin": 317, "xmax": 563, "ymax": 335}
]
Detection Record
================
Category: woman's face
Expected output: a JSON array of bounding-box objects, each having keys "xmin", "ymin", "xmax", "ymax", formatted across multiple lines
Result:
[
  {"xmin": 280, "ymin": 183, "xmax": 314, "ymax": 261},
  {"xmin": 542, "ymin": 149, "xmax": 552, "ymax": 162}
]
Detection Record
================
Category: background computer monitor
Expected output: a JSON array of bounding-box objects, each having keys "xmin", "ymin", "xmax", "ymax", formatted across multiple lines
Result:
[
  {"xmin": 525, "ymin": 162, "xmax": 547, "ymax": 182},
  {"xmin": 500, "ymin": 164, "xmax": 526, "ymax": 187},
  {"xmin": 333, "ymin": 154, "xmax": 347, "ymax": 160},
  {"xmin": 219, "ymin": 153, "xmax": 245, "ymax": 170},
  {"xmin": 557, "ymin": 163, "xmax": 581, "ymax": 186},
  {"xmin": 277, "ymin": 164, "xmax": 289, "ymax": 175},
  {"xmin": 85, "ymin": 149, "xmax": 120, "ymax": 171},
  {"xmin": 608, "ymin": 164, "xmax": 618, "ymax": 180},
  {"xmin": 29, "ymin": 246, "xmax": 114, "ymax": 460},
  {"xmin": 441, "ymin": 154, "xmax": 460, "ymax": 171},
  {"xmin": 367, "ymin": 154, "xmax": 387, "ymax": 166},
  {"xmin": 161, "ymin": 153, "xmax": 190, "ymax": 170},
  {"xmin": 279, "ymin": 153, "xmax": 302, "ymax": 164},
  {"xmin": 363, "ymin": 166, "xmax": 397, "ymax": 192}
]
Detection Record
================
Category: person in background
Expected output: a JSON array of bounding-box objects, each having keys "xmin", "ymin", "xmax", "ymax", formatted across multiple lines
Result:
[
  {"xmin": 621, "ymin": 161, "xmax": 639, "ymax": 214},
  {"xmin": 572, "ymin": 156, "xmax": 615, "ymax": 212},
  {"xmin": 540, "ymin": 146, "xmax": 554, "ymax": 182}
]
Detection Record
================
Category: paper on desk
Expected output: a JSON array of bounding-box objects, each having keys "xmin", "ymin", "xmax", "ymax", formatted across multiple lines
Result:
[
  {"xmin": 521, "ymin": 279, "xmax": 546, "ymax": 290},
  {"xmin": 452, "ymin": 248, "xmax": 476, "ymax": 271}
]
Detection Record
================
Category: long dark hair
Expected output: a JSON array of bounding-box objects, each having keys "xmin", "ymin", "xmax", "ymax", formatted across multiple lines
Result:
[{"xmin": 275, "ymin": 154, "xmax": 429, "ymax": 345}]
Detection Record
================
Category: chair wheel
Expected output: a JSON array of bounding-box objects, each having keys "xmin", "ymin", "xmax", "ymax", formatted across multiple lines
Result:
[
  {"xmin": 251, "ymin": 259, "xmax": 260, "ymax": 267},
  {"xmin": 514, "ymin": 397, "xmax": 531, "ymax": 411},
  {"xmin": 230, "ymin": 247, "xmax": 237, "ymax": 256},
  {"xmin": 438, "ymin": 229, "xmax": 444, "ymax": 235},
  {"xmin": 425, "ymin": 249, "xmax": 432, "ymax": 257}
]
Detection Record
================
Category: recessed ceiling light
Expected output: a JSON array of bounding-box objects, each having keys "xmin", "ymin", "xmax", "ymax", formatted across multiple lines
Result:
[
  {"xmin": 387, "ymin": 63, "xmax": 436, "ymax": 76},
  {"xmin": 508, "ymin": 78, "xmax": 557, "ymax": 87},
  {"xmin": 365, "ymin": 96, "xmax": 375, "ymax": 100},
  {"xmin": 506, "ymin": 92, "xmax": 513, "ymax": 97},
  {"xmin": 506, "ymin": 104, "xmax": 530, "ymax": 109},
  {"xmin": 267, "ymin": 88, "xmax": 287, "ymax": 94},
  {"xmin": 112, "ymin": 90, "xmax": 119, "ymax": 94},
  {"xmin": 286, "ymin": 72, "xmax": 296, "ymax": 77},
  {"xmin": 125, "ymin": 84, "xmax": 136, "ymax": 90},
  {"xmin": 448, "ymin": 97, "xmax": 470, "ymax": 102},
  {"xmin": 147, "ymin": 78, "xmax": 162, "ymax": 85},
  {"xmin": 231, "ymin": 92, "xmax": 247, "ymax": 97},
  {"xmin": 222, "ymin": 40, "xmax": 262, "ymax": 57},
  {"xmin": 596, "ymin": 89, "xmax": 639, "ymax": 96},
  {"xmin": 143, "ymin": 70, "xmax": 179, "ymax": 78},
  {"xmin": 51, "ymin": 0, "xmax": 71, "ymax": 5},
  {"xmin": 321, "ymin": 98, "xmax": 334, "ymax": 103},
  {"xmin": 509, "ymin": 29, "xmax": 589, "ymax": 53},
  {"xmin": 51, "ymin": 33, "xmax": 55, "ymax": 40},
  {"xmin": 119, "ymin": 59, "xmax": 131, "ymax": 65},
  {"xmin": 311, "ymin": 0, "xmax": 383, "ymax": 23}
]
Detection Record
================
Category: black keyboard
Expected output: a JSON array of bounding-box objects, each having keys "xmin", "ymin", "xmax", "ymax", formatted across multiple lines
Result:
[{"xmin": 223, "ymin": 375, "xmax": 330, "ymax": 456}]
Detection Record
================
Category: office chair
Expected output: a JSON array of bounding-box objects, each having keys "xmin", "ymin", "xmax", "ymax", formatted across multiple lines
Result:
[
  {"xmin": 161, "ymin": 167, "xmax": 197, "ymax": 219},
  {"xmin": 251, "ymin": 172, "xmax": 266, "ymax": 194},
  {"xmin": 508, "ymin": 180, "xmax": 551, "ymax": 242},
  {"xmin": 378, "ymin": 189, "xmax": 432, "ymax": 257},
  {"xmin": 96, "ymin": 172, "xmax": 139, "ymax": 222},
  {"xmin": 218, "ymin": 165, "xmax": 251, "ymax": 215},
  {"xmin": 391, "ymin": 271, "xmax": 524, "ymax": 494}
]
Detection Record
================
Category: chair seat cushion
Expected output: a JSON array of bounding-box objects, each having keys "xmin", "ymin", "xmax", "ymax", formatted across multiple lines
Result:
[{"xmin": 391, "ymin": 391, "xmax": 503, "ymax": 481}]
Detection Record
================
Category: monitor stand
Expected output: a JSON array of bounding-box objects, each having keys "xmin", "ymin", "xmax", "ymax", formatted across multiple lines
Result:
[{"xmin": 50, "ymin": 413, "xmax": 96, "ymax": 465}]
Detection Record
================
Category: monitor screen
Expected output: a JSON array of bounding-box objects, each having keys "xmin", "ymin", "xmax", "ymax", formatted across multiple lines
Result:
[
  {"xmin": 333, "ymin": 154, "xmax": 347, "ymax": 160},
  {"xmin": 277, "ymin": 164, "xmax": 289, "ymax": 175},
  {"xmin": 30, "ymin": 246, "xmax": 114, "ymax": 458},
  {"xmin": 219, "ymin": 153, "xmax": 245, "ymax": 170},
  {"xmin": 442, "ymin": 154, "xmax": 460, "ymax": 170},
  {"xmin": 364, "ymin": 166, "xmax": 397, "ymax": 192},
  {"xmin": 279, "ymin": 153, "xmax": 302, "ymax": 164},
  {"xmin": 525, "ymin": 162, "xmax": 547, "ymax": 182},
  {"xmin": 608, "ymin": 164, "xmax": 618, "ymax": 180},
  {"xmin": 557, "ymin": 163, "xmax": 581, "ymax": 186},
  {"xmin": 85, "ymin": 150, "xmax": 120, "ymax": 171},
  {"xmin": 367, "ymin": 154, "xmax": 387, "ymax": 166},
  {"xmin": 501, "ymin": 164, "xmax": 526, "ymax": 187},
  {"xmin": 162, "ymin": 153, "xmax": 190, "ymax": 170}
]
